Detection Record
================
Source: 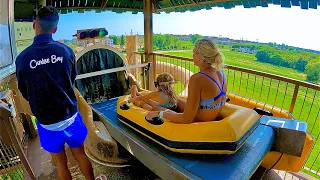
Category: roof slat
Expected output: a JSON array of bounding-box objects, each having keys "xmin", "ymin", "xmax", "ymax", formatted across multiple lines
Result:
[
  {"xmin": 242, "ymin": 1, "xmax": 251, "ymax": 8},
  {"xmin": 309, "ymin": 0, "xmax": 318, "ymax": 8},
  {"xmin": 281, "ymin": 0, "xmax": 291, "ymax": 7},
  {"xmin": 48, "ymin": 0, "xmax": 319, "ymax": 14},
  {"xmin": 300, "ymin": 0, "xmax": 309, "ymax": 9},
  {"xmin": 291, "ymin": 0, "xmax": 300, "ymax": 6}
]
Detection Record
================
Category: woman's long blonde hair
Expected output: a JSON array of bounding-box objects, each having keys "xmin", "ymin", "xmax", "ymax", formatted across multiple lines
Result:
[
  {"xmin": 194, "ymin": 39, "xmax": 224, "ymax": 70},
  {"xmin": 155, "ymin": 73, "xmax": 177, "ymax": 105}
]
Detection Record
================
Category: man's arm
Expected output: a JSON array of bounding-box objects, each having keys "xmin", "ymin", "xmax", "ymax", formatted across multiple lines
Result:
[{"xmin": 70, "ymin": 50, "xmax": 78, "ymax": 85}]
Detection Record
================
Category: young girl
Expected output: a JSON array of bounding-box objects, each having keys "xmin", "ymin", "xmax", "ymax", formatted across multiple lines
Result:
[{"xmin": 123, "ymin": 72, "xmax": 177, "ymax": 111}]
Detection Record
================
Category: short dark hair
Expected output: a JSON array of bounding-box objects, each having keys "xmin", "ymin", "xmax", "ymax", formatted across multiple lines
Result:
[{"xmin": 36, "ymin": 6, "xmax": 59, "ymax": 33}]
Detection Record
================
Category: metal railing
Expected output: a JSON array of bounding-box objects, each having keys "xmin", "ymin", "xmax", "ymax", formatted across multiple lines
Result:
[
  {"xmin": 0, "ymin": 115, "xmax": 35, "ymax": 180},
  {"xmin": 134, "ymin": 51, "xmax": 320, "ymax": 178},
  {"xmin": 0, "ymin": 82, "xmax": 36, "ymax": 180}
]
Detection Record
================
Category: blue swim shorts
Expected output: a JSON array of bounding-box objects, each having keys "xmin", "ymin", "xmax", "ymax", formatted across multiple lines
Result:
[{"xmin": 36, "ymin": 112, "xmax": 88, "ymax": 154}]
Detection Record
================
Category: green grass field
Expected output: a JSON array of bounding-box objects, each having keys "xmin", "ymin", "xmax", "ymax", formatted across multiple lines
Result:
[
  {"xmin": 179, "ymin": 41, "xmax": 194, "ymax": 49},
  {"xmin": 164, "ymin": 50, "xmax": 307, "ymax": 81},
  {"xmin": 158, "ymin": 50, "xmax": 320, "ymax": 178}
]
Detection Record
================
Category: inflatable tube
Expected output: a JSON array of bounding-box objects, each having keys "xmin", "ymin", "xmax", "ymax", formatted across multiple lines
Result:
[
  {"xmin": 155, "ymin": 62, "xmax": 193, "ymax": 97},
  {"xmin": 154, "ymin": 62, "xmax": 292, "ymax": 119},
  {"xmin": 117, "ymin": 95, "xmax": 260, "ymax": 154},
  {"xmin": 227, "ymin": 93, "xmax": 293, "ymax": 119}
]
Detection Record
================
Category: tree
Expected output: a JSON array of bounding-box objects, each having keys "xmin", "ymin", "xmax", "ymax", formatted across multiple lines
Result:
[
  {"xmin": 306, "ymin": 59, "xmax": 320, "ymax": 83},
  {"xmin": 190, "ymin": 34, "xmax": 203, "ymax": 44},
  {"xmin": 255, "ymin": 51, "xmax": 270, "ymax": 63},
  {"xmin": 109, "ymin": 35, "xmax": 120, "ymax": 45},
  {"xmin": 173, "ymin": 37, "xmax": 181, "ymax": 49},
  {"xmin": 232, "ymin": 44, "xmax": 240, "ymax": 49},
  {"xmin": 295, "ymin": 58, "xmax": 308, "ymax": 72},
  {"xmin": 120, "ymin": 35, "xmax": 125, "ymax": 46},
  {"xmin": 164, "ymin": 34, "xmax": 174, "ymax": 49}
]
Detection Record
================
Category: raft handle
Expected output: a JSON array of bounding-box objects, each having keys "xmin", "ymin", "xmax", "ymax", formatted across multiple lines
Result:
[
  {"xmin": 145, "ymin": 116, "xmax": 164, "ymax": 125},
  {"xmin": 253, "ymin": 107, "xmax": 273, "ymax": 116},
  {"xmin": 120, "ymin": 104, "xmax": 130, "ymax": 110}
]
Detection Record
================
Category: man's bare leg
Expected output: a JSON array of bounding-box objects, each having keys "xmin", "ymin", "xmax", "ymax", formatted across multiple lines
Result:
[
  {"xmin": 51, "ymin": 150, "xmax": 72, "ymax": 180},
  {"xmin": 70, "ymin": 145, "xmax": 94, "ymax": 180}
]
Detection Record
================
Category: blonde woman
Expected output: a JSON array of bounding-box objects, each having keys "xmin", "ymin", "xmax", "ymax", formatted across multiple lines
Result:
[
  {"xmin": 146, "ymin": 39, "xmax": 227, "ymax": 123},
  {"xmin": 122, "ymin": 72, "xmax": 178, "ymax": 111}
]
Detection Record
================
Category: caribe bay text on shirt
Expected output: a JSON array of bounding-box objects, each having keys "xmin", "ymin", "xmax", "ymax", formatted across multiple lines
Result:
[{"xmin": 30, "ymin": 55, "xmax": 63, "ymax": 69}]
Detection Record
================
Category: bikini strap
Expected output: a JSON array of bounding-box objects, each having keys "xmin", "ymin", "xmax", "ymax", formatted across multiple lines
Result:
[
  {"xmin": 221, "ymin": 70, "xmax": 225, "ymax": 90},
  {"xmin": 160, "ymin": 91, "xmax": 169, "ymax": 105},
  {"xmin": 198, "ymin": 72, "xmax": 222, "ymax": 91}
]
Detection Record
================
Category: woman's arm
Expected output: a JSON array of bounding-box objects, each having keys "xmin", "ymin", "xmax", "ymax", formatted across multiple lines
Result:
[{"xmin": 147, "ymin": 75, "xmax": 201, "ymax": 124}]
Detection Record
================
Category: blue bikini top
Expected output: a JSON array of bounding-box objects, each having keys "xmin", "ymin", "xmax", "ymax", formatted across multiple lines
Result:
[
  {"xmin": 158, "ymin": 91, "xmax": 176, "ymax": 109},
  {"xmin": 198, "ymin": 71, "xmax": 226, "ymax": 110}
]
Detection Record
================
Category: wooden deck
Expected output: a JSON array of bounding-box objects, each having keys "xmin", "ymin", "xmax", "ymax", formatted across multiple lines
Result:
[
  {"xmin": 25, "ymin": 137, "xmax": 159, "ymax": 180},
  {"xmin": 23, "ymin": 135, "xmax": 311, "ymax": 180}
]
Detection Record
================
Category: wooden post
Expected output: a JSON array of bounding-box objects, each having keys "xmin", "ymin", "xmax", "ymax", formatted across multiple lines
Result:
[
  {"xmin": 126, "ymin": 35, "xmax": 138, "ymax": 78},
  {"xmin": 140, "ymin": 54, "xmax": 145, "ymax": 89},
  {"xmin": 289, "ymin": 84, "xmax": 300, "ymax": 113},
  {"xmin": 151, "ymin": 54, "xmax": 156, "ymax": 89},
  {"xmin": 144, "ymin": 0, "xmax": 154, "ymax": 90}
]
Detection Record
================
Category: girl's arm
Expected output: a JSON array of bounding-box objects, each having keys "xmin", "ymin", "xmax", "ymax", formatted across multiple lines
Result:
[
  {"xmin": 130, "ymin": 91, "xmax": 158, "ymax": 103},
  {"xmin": 146, "ymin": 74, "xmax": 201, "ymax": 124}
]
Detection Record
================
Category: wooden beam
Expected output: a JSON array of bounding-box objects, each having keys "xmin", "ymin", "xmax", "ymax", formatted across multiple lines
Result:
[
  {"xmin": 144, "ymin": 0, "xmax": 154, "ymax": 90},
  {"xmin": 169, "ymin": 0, "xmax": 175, "ymax": 6},
  {"xmin": 152, "ymin": 0, "xmax": 158, "ymax": 13},
  {"xmin": 101, "ymin": 0, "xmax": 109, "ymax": 8},
  {"xmin": 57, "ymin": 6, "xmax": 143, "ymax": 12}
]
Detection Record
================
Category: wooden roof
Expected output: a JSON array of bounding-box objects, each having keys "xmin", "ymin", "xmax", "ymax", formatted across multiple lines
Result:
[{"xmin": 46, "ymin": 0, "xmax": 319, "ymax": 14}]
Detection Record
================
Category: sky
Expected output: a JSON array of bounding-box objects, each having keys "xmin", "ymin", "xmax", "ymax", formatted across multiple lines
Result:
[{"xmin": 54, "ymin": 5, "xmax": 320, "ymax": 51}]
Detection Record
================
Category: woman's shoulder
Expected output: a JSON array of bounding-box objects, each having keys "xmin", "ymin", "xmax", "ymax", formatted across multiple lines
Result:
[
  {"xmin": 188, "ymin": 73, "xmax": 203, "ymax": 87},
  {"xmin": 190, "ymin": 73, "xmax": 203, "ymax": 80}
]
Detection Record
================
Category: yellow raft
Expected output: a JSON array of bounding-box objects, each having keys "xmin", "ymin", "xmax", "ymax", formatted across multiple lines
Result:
[
  {"xmin": 227, "ymin": 93, "xmax": 314, "ymax": 172},
  {"xmin": 117, "ymin": 95, "xmax": 260, "ymax": 154}
]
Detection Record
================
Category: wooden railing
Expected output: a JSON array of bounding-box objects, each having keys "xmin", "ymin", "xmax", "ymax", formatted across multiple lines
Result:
[{"xmin": 134, "ymin": 51, "xmax": 320, "ymax": 178}]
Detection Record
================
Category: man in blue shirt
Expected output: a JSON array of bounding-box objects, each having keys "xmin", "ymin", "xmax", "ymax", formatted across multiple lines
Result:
[{"xmin": 15, "ymin": 6, "xmax": 96, "ymax": 180}]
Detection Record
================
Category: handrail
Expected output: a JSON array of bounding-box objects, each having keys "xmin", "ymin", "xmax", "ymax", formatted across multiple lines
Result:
[
  {"xmin": 75, "ymin": 63, "xmax": 149, "ymax": 80},
  {"xmin": 134, "ymin": 52, "xmax": 320, "ymax": 91},
  {"xmin": 151, "ymin": 52, "xmax": 194, "ymax": 61},
  {"xmin": 132, "ymin": 51, "xmax": 145, "ymax": 55},
  {"xmin": 226, "ymin": 65, "xmax": 320, "ymax": 91}
]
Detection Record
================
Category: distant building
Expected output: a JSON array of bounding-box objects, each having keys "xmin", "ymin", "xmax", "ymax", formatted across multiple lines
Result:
[{"xmin": 238, "ymin": 47, "xmax": 257, "ymax": 54}]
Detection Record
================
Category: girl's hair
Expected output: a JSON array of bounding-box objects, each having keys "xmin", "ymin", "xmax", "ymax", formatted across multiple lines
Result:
[
  {"xmin": 194, "ymin": 39, "xmax": 224, "ymax": 70},
  {"xmin": 155, "ymin": 72, "xmax": 177, "ymax": 105}
]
